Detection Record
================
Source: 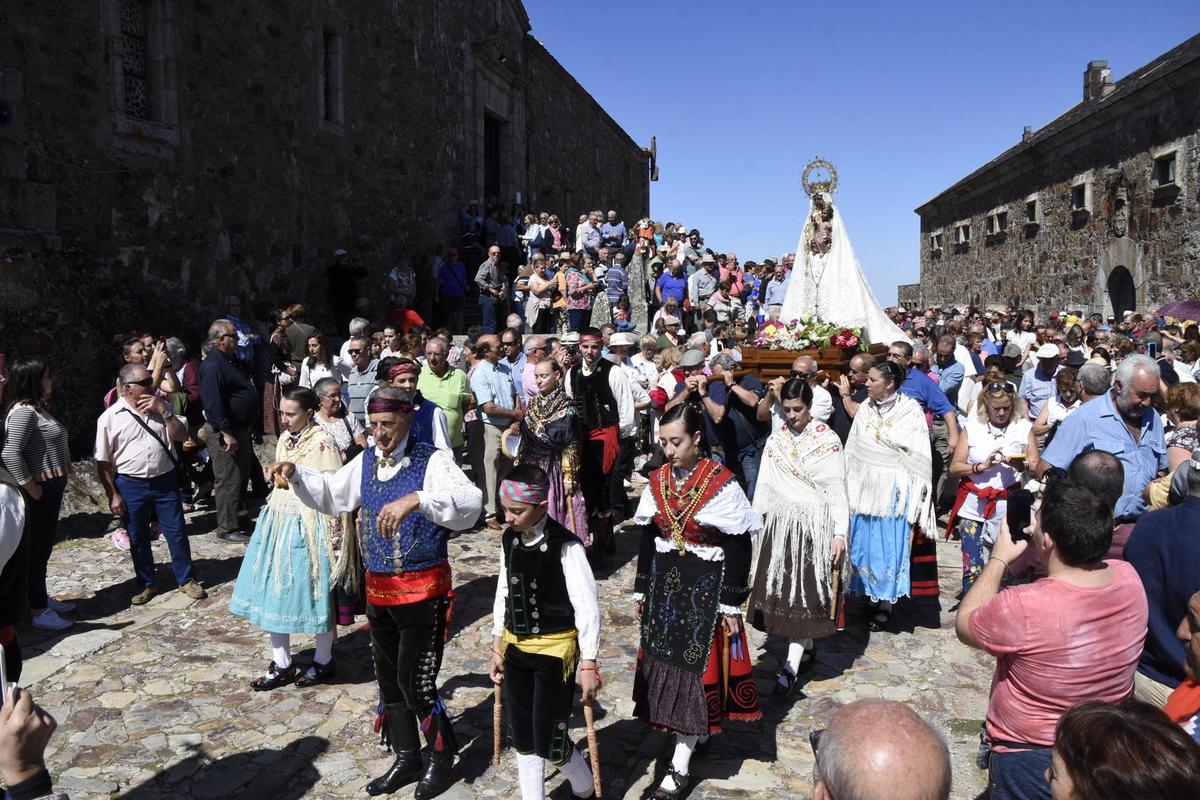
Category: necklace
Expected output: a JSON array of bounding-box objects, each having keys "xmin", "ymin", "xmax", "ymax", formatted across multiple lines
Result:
[
  {"xmin": 868, "ymin": 396, "xmax": 899, "ymax": 442},
  {"xmin": 657, "ymin": 461, "xmax": 710, "ymax": 554}
]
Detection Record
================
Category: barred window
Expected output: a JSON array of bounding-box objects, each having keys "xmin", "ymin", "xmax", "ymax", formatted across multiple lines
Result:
[{"xmin": 120, "ymin": 0, "xmax": 149, "ymax": 120}]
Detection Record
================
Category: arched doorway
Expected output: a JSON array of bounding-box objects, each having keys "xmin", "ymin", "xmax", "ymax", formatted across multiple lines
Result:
[{"xmin": 1107, "ymin": 266, "xmax": 1135, "ymax": 320}]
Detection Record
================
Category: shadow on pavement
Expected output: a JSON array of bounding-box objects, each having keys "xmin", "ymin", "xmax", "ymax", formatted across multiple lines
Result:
[{"xmin": 116, "ymin": 735, "xmax": 329, "ymax": 799}]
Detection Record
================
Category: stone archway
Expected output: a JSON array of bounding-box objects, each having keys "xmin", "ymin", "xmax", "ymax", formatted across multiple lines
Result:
[{"xmin": 1107, "ymin": 265, "xmax": 1135, "ymax": 320}]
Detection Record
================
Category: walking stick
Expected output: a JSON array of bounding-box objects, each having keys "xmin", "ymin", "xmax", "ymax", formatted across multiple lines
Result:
[
  {"xmin": 492, "ymin": 683, "xmax": 502, "ymax": 766},
  {"xmin": 583, "ymin": 699, "xmax": 603, "ymax": 798}
]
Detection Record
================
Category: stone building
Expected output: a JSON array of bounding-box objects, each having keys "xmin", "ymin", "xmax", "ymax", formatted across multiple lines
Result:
[
  {"xmin": 0, "ymin": 0, "xmax": 650, "ymax": 446},
  {"xmin": 915, "ymin": 34, "xmax": 1200, "ymax": 318}
]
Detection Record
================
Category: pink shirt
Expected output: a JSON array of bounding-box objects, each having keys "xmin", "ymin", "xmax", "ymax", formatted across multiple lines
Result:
[
  {"xmin": 94, "ymin": 399, "xmax": 177, "ymax": 479},
  {"xmin": 969, "ymin": 560, "xmax": 1148, "ymax": 749}
]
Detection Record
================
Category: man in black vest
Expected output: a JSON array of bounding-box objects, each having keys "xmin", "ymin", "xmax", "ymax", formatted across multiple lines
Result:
[{"xmin": 565, "ymin": 328, "xmax": 635, "ymax": 556}]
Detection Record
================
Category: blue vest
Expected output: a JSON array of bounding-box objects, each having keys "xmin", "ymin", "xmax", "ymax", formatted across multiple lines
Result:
[
  {"xmin": 359, "ymin": 442, "xmax": 449, "ymax": 575},
  {"xmin": 411, "ymin": 390, "xmax": 437, "ymax": 448}
]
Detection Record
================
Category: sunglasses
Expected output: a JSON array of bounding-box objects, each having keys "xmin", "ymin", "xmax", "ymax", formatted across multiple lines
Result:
[
  {"xmin": 985, "ymin": 381, "xmax": 1015, "ymax": 394},
  {"xmin": 348, "ymin": 348, "xmax": 364, "ymax": 355},
  {"xmin": 127, "ymin": 377, "xmax": 155, "ymax": 388}
]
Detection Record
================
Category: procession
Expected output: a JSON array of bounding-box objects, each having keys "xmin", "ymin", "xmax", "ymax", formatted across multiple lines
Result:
[{"xmin": 3, "ymin": 5, "xmax": 1200, "ymax": 800}]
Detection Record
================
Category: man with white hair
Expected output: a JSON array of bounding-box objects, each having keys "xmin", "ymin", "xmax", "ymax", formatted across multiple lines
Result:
[
  {"xmin": 337, "ymin": 317, "xmax": 372, "ymax": 377},
  {"xmin": 1039, "ymin": 353, "xmax": 1168, "ymax": 551},
  {"xmin": 812, "ymin": 699, "xmax": 951, "ymax": 800}
]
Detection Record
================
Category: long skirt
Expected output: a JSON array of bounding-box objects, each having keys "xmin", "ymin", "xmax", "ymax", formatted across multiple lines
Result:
[
  {"xmin": 747, "ymin": 528, "xmax": 841, "ymax": 640},
  {"xmin": 229, "ymin": 503, "xmax": 333, "ymax": 634},
  {"xmin": 848, "ymin": 514, "xmax": 911, "ymax": 604}
]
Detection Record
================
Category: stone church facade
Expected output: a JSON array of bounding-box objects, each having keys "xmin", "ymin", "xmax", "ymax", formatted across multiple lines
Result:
[
  {"xmin": 915, "ymin": 34, "xmax": 1200, "ymax": 319},
  {"xmin": 0, "ymin": 0, "xmax": 649, "ymax": 444}
]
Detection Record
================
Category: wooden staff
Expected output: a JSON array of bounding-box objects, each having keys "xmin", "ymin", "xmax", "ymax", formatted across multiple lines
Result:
[
  {"xmin": 583, "ymin": 699, "xmax": 602, "ymax": 798},
  {"xmin": 492, "ymin": 683, "xmax": 502, "ymax": 766}
]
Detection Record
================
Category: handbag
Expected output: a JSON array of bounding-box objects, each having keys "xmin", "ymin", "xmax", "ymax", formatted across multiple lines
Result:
[{"xmin": 342, "ymin": 416, "xmax": 364, "ymax": 461}]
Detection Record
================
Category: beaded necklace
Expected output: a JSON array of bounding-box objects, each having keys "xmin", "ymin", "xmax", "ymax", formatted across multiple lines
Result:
[{"xmin": 656, "ymin": 460, "xmax": 715, "ymax": 554}]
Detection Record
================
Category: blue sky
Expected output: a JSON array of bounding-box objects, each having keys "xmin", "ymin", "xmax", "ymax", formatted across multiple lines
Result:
[{"xmin": 523, "ymin": 0, "xmax": 1199, "ymax": 303}]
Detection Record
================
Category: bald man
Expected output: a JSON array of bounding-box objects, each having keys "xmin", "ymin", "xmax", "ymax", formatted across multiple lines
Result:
[
  {"xmin": 814, "ymin": 699, "xmax": 951, "ymax": 800},
  {"xmin": 758, "ymin": 355, "xmax": 834, "ymax": 431}
]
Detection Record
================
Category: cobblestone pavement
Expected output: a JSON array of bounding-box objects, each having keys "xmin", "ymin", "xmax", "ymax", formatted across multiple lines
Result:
[{"xmin": 24, "ymin": 460, "xmax": 993, "ymax": 800}]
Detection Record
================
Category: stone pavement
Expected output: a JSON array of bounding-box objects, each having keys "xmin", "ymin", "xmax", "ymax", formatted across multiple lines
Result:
[{"xmin": 22, "ymin": 461, "xmax": 995, "ymax": 800}]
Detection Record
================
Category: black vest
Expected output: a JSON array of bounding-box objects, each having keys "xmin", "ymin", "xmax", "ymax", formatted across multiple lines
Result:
[
  {"xmin": 502, "ymin": 519, "xmax": 577, "ymax": 636},
  {"xmin": 570, "ymin": 359, "xmax": 619, "ymax": 430}
]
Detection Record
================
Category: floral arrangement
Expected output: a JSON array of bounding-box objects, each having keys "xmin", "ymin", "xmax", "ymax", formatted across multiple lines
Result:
[{"xmin": 753, "ymin": 316, "xmax": 863, "ymax": 352}]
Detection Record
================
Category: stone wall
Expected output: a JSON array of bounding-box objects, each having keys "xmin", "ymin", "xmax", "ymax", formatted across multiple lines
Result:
[
  {"xmin": 916, "ymin": 49, "xmax": 1200, "ymax": 316},
  {"xmin": 0, "ymin": 0, "xmax": 647, "ymax": 450}
]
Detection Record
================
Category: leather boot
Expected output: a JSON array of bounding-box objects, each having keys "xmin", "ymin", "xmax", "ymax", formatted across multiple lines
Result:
[
  {"xmin": 366, "ymin": 706, "xmax": 423, "ymax": 795},
  {"xmin": 413, "ymin": 750, "xmax": 455, "ymax": 800}
]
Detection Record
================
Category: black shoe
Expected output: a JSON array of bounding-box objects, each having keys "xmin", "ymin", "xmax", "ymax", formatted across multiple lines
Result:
[
  {"xmin": 693, "ymin": 734, "xmax": 712, "ymax": 757},
  {"xmin": 217, "ymin": 530, "xmax": 252, "ymax": 543},
  {"xmin": 295, "ymin": 659, "xmax": 335, "ymax": 687},
  {"xmin": 413, "ymin": 751, "xmax": 455, "ymax": 800},
  {"xmin": 869, "ymin": 606, "xmax": 893, "ymax": 632},
  {"xmin": 365, "ymin": 748, "xmax": 423, "ymax": 796},
  {"xmin": 653, "ymin": 765, "xmax": 689, "ymax": 800},
  {"xmin": 250, "ymin": 661, "xmax": 297, "ymax": 691},
  {"xmin": 773, "ymin": 668, "xmax": 798, "ymax": 696}
]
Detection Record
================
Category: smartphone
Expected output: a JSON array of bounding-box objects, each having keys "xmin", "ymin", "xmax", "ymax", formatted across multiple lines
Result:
[
  {"xmin": 1006, "ymin": 488, "xmax": 1035, "ymax": 542},
  {"xmin": 1147, "ymin": 341, "xmax": 1158, "ymax": 359}
]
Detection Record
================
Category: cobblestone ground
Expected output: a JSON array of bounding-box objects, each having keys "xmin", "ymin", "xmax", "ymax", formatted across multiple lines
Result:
[{"xmin": 24, "ymin": 454, "xmax": 993, "ymax": 800}]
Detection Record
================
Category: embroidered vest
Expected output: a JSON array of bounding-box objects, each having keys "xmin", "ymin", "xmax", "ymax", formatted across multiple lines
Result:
[
  {"xmin": 502, "ymin": 519, "xmax": 576, "ymax": 636},
  {"xmin": 359, "ymin": 442, "xmax": 449, "ymax": 575},
  {"xmin": 410, "ymin": 390, "xmax": 437, "ymax": 448},
  {"xmin": 649, "ymin": 459, "xmax": 735, "ymax": 548},
  {"xmin": 570, "ymin": 359, "xmax": 618, "ymax": 430}
]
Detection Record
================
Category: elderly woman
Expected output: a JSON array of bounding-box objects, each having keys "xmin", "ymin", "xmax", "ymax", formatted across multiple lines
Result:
[
  {"xmin": 945, "ymin": 382, "xmax": 1034, "ymax": 593},
  {"xmin": 525, "ymin": 254, "xmax": 554, "ymax": 334},
  {"xmin": 505, "ymin": 357, "xmax": 589, "ymax": 543},
  {"xmin": 1165, "ymin": 382, "xmax": 1200, "ymax": 471},
  {"xmin": 2, "ymin": 359, "xmax": 74, "ymax": 631},
  {"xmin": 312, "ymin": 377, "xmax": 368, "ymax": 463},
  {"xmin": 844, "ymin": 361, "xmax": 936, "ymax": 630},
  {"xmin": 299, "ymin": 334, "xmax": 337, "ymax": 389},
  {"xmin": 748, "ymin": 378, "xmax": 849, "ymax": 693},
  {"xmin": 1032, "ymin": 367, "xmax": 1081, "ymax": 448},
  {"xmin": 229, "ymin": 387, "xmax": 351, "ymax": 689},
  {"xmin": 565, "ymin": 256, "xmax": 596, "ymax": 333}
]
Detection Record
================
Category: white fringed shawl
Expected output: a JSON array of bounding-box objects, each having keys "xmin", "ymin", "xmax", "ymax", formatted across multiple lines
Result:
[
  {"xmin": 844, "ymin": 394, "xmax": 937, "ymax": 535},
  {"xmin": 752, "ymin": 422, "xmax": 849, "ymax": 607}
]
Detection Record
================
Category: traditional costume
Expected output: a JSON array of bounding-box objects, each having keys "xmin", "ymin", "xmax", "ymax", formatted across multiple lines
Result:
[
  {"xmin": 843, "ymin": 393, "xmax": 936, "ymax": 606},
  {"xmin": 229, "ymin": 424, "xmax": 354, "ymax": 686},
  {"xmin": 491, "ymin": 480, "xmax": 600, "ymax": 800},
  {"xmin": 288, "ymin": 397, "xmax": 482, "ymax": 799},
  {"xmin": 748, "ymin": 420, "xmax": 848, "ymax": 686},
  {"xmin": 632, "ymin": 458, "xmax": 762, "ymax": 795},
  {"xmin": 565, "ymin": 337, "xmax": 635, "ymax": 554},
  {"xmin": 515, "ymin": 388, "xmax": 589, "ymax": 544}
]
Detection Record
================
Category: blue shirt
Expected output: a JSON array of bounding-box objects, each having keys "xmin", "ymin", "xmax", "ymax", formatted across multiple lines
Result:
[
  {"xmin": 600, "ymin": 221, "xmax": 627, "ymax": 248},
  {"xmin": 1042, "ymin": 392, "xmax": 1167, "ymax": 519},
  {"xmin": 656, "ymin": 273, "xmax": 687, "ymax": 305},
  {"xmin": 1125, "ymin": 497, "xmax": 1200, "ymax": 689},
  {"xmin": 605, "ymin": 263, "xmax": 629, "ymax": 304},
  {"xmin": 497, "ymin": 353, "xmax": 527, "ymax": 408},
  {"xmin": 763, "ymin": 274, "xmax": 790, "ymax": 307},
  {"xmin": 901, "ymin": 368, "xmax": 954, "ymax": 418},
  {"xmin": 1019, "ymin": 365, "xmax": 1060, "ymax": 419},
  {"xmin": 931, "ymin": 359, "xmax": 965, "ymax": 406},
  {"xmin": 470, "ymin": 360, "xmax": 517, "ymax": 425}
]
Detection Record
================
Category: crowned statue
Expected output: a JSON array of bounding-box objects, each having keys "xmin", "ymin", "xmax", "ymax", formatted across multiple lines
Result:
[{"xmin": 780, "ymin": 159, "xmax": 904, "ymax": 344}]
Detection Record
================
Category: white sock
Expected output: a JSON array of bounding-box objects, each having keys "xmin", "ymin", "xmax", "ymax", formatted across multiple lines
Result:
[
  {"xmin": 314, "ymin": 631, "xmax": 335, "ymax": 665},
  {"xmin": 270, "ymin": 632, "xmax": 291, "ymax": 669},
  {"xmin": 555, "ymin": 746, "xmax": 593, "ymax": 797},
  {"xmin": 516, "ymin": 752, "xmax": 545, "ymax": 800},
  {"xmin": 662, "ymin": 734, "xmax": 697, "ymax": 791},
  {"xmin": 784, "ymin": 641, "xmax": 806, "ymax": 677}
]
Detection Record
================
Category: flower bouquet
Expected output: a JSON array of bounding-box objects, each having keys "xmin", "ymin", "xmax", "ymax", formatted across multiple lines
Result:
[{"xmin": 753, "ymin": 316, "xmax": 863, "ymax": 353}]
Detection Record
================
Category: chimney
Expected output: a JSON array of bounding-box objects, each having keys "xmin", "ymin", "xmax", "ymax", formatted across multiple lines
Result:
[
  {"xmin": 1022, "ymin": 125, "xmax": 1033, "ymax": 143},
  {"xmin": 1084, "ymin": 60, "xmax": 1114, "ymax": 101}
]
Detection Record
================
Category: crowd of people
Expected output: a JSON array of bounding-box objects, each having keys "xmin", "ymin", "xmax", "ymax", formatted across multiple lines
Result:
[{"xmin": 0, "ymin": 202, "xmax": 1199, "ymax": 800}]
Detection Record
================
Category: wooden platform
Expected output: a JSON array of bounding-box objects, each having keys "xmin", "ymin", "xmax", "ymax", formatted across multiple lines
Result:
[{"xmin": 739, "ymin": 342, "xmax": 888, "ymax": 380}]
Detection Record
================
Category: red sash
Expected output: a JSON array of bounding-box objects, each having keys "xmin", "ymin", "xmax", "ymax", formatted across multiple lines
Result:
[
  {"xmin": 587, "ymin": 425, "xmax": 620, "ymax": 473},
  {"xmin": 366, "ymin": 563, "xmax": 452, "ymax": 606},
  {"xmin": 944, "ymin": 478, "xmax": 1014, "ymax": 539},
  {"xmin": 1164, "ymin": 678, "xmax": 1200, "ymax": 724}
]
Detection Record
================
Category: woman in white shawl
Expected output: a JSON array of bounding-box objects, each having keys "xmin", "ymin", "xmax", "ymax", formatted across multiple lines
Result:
[
  {"xmin": 748, "ymin": 378, "xmax": 849, "ymax": 694},
  {"xmin": 843, "ymin": 361, "xmax": 936, "ymax": 630}
]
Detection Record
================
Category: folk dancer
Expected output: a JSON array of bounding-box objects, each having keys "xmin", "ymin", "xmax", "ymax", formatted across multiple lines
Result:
[
  {"xmin": 488, "ymin": 464, "xmax": 601, "ymax": 800},
  {"xmin": 565, "ymin": 328, "xmax": 635, "ymax": 556},
  {"xmin": 267, "ymin": 387, "xmax": 483, "ymax": 799},
  {"xmin": 632, "ymin": 404, "xmax": 762, "ymax": 800},
  {"xmin": 843, "ymin": 361, "xmax": 937, "ymax": 630},
  {"xmin": 747, "ymin": 378, "xmax": 849, "ymax": 693},
  {"xmin": 229, "ymin": 387, "xmax": 354, "ymax": 689}
]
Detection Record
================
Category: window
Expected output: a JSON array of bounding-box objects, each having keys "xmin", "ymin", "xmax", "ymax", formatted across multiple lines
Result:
[
  {"xmin": 954, "ymin": 222, "xmax": 971, "ymax": 246},
  {"xmin": 929, "ymin": 231, "xmax": 944, "ymax": 253},
  {"xmin": 1025, "ymin": 199, "xmax": 1038, "ymax": 223},
  {"xmin": 321, "ymin": 31, "xmax": 344, "ymax": 126},
  {"xmin": 119, "ymin": 0, "xmax": 150, "ymax": 120},
  {"xmin": 1155, "ymin": 152, "xmax": 1176, "ymax": 186},
  {"xmin": 1071, "ymin": 184, "xmax": 1087, "ymax": 210}
]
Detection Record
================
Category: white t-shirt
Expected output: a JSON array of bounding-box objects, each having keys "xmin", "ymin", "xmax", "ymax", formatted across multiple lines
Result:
[{"xmin": 959, "ymin": 416, "xmax": 1032, "ymax": 522}]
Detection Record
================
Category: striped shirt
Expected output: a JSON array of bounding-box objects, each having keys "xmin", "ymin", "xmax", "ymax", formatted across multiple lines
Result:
[{"xmin": 2, "ymin": 403, "xmax": 72, "ymax": 485}]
